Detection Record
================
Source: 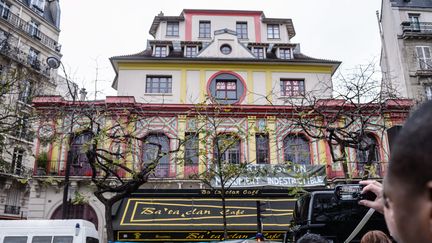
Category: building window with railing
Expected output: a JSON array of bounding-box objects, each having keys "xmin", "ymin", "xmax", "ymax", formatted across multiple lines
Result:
[
  {"xmin": 5, "ymin": 184, "xmax": 22, "ymax": 215},
  {"xmin": 185, "ymin": 46, "xmax": 197, "ymax": 58},
  {"xmin": 279, "ymin": 48, "xmax": 291, "ymax": 59},
  {"xmin": 356, "ymin": 133, "xmax": 381, "ymax": 177},
  {"xmin": 267, "ymin": 24, "xmax": 280, "ymax": 39},
  {"xmin": 153, "ymin": 46, "xmax": 167, "ymax": 57},
  {"xmin": 199, "ymin": 21, "xmax": 211, "ymax": 38},
  {"xmin": 252, "ymin": 47, "xmax": 265, "ymax": 59},
  {"xmin": 69, "ymin": 132, "xmax": 93, "ymax": 176},
  {"xmin": 256, "ymin": 134, "xmax": 269, "ymax": 164},
  {"xmin": 145, "ymin": 75, "xmax": 172, "ymax": 94},
  {"xmin": 236, "ymin": 22, "xmax": 248, "ymax": 39},
  {"xmin": 0, "ymin": 0, "xmax": 10, "ymax": 19},
  {"xmin": 214, "ymin": 134, "xmax": 240, "ymax": 164},
  {"xmin": 283, "ymin": 134, "xmax": 310, "ymax": 164},
  {"xmin": 11, "ymin": 147, "xmax": 24, "ymax": 175},
  {"xmin": 14, "ymin": 115, "xmax": 30, "ymax": 140},
  {"xmin": 408, "ymin": 13, "xmax": 420, "ymax": 31},
  {"xmin": 30, "ymin": 0, "xmax": 45, "ymax": 15},
  {"xmin": 280, "ymin": 79, "xmax": 305, "ymax": 97},
  {"xmin": 142, "ymin": 133, "xmax": 170, "ymax": 177},
  {"xmin": 166, "ymin": 22, "xmax": 179, "ymax": 37},
  {"xmin": 29, "ymin": 20, "xmax": 41, "ymax": 40},
  {"xmin": 28, "ymin": 48, "xmax": 39, "ymax": 67},
  {"xmin": 18, "ymin": 80, "xmax": 32, "ymax": 104},
  {"xmin": 416, "ymin": 46, "xmax": 432, "ymax": 70}
]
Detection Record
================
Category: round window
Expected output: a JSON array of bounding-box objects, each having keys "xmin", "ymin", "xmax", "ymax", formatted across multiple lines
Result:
[{"xmin": 220, "ymin": 44, "xmax": 232, "ymax": 55}]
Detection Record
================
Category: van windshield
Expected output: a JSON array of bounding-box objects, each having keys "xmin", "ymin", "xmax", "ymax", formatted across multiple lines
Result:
[{"xmin": 86, "ymin": 237, "xmax": 99, "ymax": 243}]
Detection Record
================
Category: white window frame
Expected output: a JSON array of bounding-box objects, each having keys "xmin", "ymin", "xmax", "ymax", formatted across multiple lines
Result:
[
  {"xmin": 145, "ymin": 75, "xmax": 172, "ymax": 94},
  {"xmin": 29, "ymin": 20, "xmax": 40, "ymax": 38},
  {"xmin": 425, "ymin": 85, "xmax": 432, "ymax": 101},
  {"xmin": 0, "ymin": 0, "xmax": 10, "ymax": 19},
  {"xmin": 184, "ymin": 46, "xmax": 197, "ymax": 58},
  {"xmin": 166, "ymin": 21, "xmax": 179, "ymax": 37},
  {"xmin": 252, "ymin": 47, "xmax": 265, "ymax": 59},
  {"xmin": 416, "ymin": 46, "xmax": 432, "ymax": 70},
  {"xmin": 30, "ymin": 0, "xmax": 45, "ymax": 13},
  {"xmin": 408, "ymin": 13, "xmax": 420, "ymax": 31},
  {"xmin": 267, "ymin": 24, "xmax": 280, "ymax": 39},
  {"xmin": 278, "ymin": 48, "xmax": 292, "ymax": 59},
  {"xmin": 11, "ymin": 147, "xmax": 24, "ymax": 175},
  {"xmin": 18, "ymin": 80, "xmax": 31, "ymax": 104},
  {"xmin": 153, "ymin": 45, "xmax": 168, "ymax": 57},
  {"xmin": 236, "ymin": 22, "xmax": 248, "ymax": 39}
]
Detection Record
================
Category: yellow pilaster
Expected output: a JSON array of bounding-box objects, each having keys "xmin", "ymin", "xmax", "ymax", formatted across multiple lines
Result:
[
  {"xmin": 50, "ymin": 118, "xmax": 63, "ymax": 172},
  {"xmin": 247, "ymin": 71, "xmax": 254, "ymax": 104},
  {"xmin": 247, "ymin": 116, "xmax": 257, "ymax": 164},
  {"xmin": 267, "ymin": 116, "xmax": 277, "ymax": 164},
  {"xmin": 125, "ymin": 118, "xmax": 135, "ymax": 178},
  {"xmin": 197, "ymin": 115, "xmax": 207, "ymax": 174},
  {"xmin": 180, "ymin": 69, "xmax": 187, "ymax": 104},
  {"xmin": 200, "ymin": 70, "xmax": 206, "ymax": 102},
  {"xmin": 265, "ymin": 71, "xmax": 273, "ymax": 104},
  {"xmin": 177, "ymin": 115, "xmax": 187, "ymax": 178}
]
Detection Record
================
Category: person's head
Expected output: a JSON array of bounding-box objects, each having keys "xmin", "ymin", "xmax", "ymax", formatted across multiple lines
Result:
[
  {"xmin": 296, "ymin": 233, "xmax": 327, "ymax": 243},
  {"xmin": 360, "ymin": 230, "xmax": 391, "ymax": 243},
  {"xmin": 384, "ymin": 100, "xmax": 432, "ymax": 243}
]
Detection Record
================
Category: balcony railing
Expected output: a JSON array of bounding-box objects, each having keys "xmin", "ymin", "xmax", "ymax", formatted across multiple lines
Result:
[
  {"xmin": 0, "ymin": 35, "xmax": 51, "ymax": 77},
  {"xmin": 4, "ymin": 205, "xmax": 20, "ymax": 215},
  {"xmin": 0, "ymin": 9, "xmax": 61, "ymax": 52},
  {"xmin": 401, "ymin": 21, "xmax": 432, "ymax": 38},
  {"xmin": 0, "ymin": 160, "xmax": 33, "ymax": 178}
]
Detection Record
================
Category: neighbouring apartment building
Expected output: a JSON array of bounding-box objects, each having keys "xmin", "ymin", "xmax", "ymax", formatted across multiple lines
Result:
[
  {"xmin": 0, "ymin": 0, "xmax": 61, "ymax": 220},
  {"xmin": 380, "ymin": 0, "xmax": 432, "ymax": 101},
  {"xmin": 29, "ymin": 9, "xmax": 410, "ymax": 242}
]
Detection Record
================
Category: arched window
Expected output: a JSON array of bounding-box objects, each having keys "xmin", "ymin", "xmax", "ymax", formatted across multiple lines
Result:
[
  {"xmin": 51, "ymin": 203, "xmax": 98, "ymax": 228},
  {"xmin": 283, "ymin": 134, "xmax": 310, "ymax": 164},
  {"xmin": 214, "ymin": 134, "xmax": 241, "ymax": 164},
  {"xmin": 69, "ymin": 132, "xmax": 93, "ymax": 176},
  {"xmin": 142, "ymin": 133, "xmax": 170, "ymax": 177},
  {"xmin": 356, "ymin": 133, "xmax": 381, "ymax": 176}
]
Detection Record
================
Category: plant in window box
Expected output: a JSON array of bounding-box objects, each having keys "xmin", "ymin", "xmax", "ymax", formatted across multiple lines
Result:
[{"xmin": 36, "ymin": 151, "xmax": 49, "ymax": 175}]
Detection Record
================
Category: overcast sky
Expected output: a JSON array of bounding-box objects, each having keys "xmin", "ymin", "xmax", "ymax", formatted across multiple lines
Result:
[{"xmin": 58, "ymin": 0, "xmax": 382, "ymax": 99}]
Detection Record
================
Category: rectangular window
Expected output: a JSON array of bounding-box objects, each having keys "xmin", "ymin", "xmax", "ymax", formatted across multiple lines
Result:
[
  {"xmin": 11, "ymin": 148, "xmax": 24, "ymax": 175},
  {"xmin": 199, "ymin": 21, "xmax": 211, "ymax": 38},
  {"xmin": 18, "ymin": 80, "xmax": 32, "ymax": 104},
  {"xmin": 154, "ymin": 46, "xmax": 167, "ymax": 57},
  {"xmin": 236, "ymin": 22, "xmax": 248, "ymax": 39},
  {"xmin": 416, "ymin": 46, "xmax": 432, "ymax": 70},
  {"xmin": 29, "ymin": 21, "xmax": 41, "ymax": 39},
  {"xmin": 0, "ymin": 1, "xmax": 10, "ymax": 19},
  {"xmin": 256, "ymin": 134, "xmax": 269, "ymax": 164},
  {"xmin": 28, "ymin": 48, "xmax": 39, "ymax": 67},
  {"xmin": 267, "ymin": 24, "xmax": 280, "ymax": 39},
  {"xmin": 280, "ymin": 79, "xmax": 305, "ymax": 97},
  {"xmin": 426, "ymin": 85, "xmax": 432, "ymax": 101},
  {"xmin": 15, "ymin": 115, "xmax": 30, "ymax": 140},
  {"xmin": 31, "ymin": 0, "xmax": 45, "ymax": 13},
  {"xmin": 408, "ymin": 13, "xmax": 420, "ymax": 31},
  {"xmin": 53, "ymin": 236, "xmax": 73, "ymax": 243},
  {"xmin": 216, "ymin": 80, "xmax": 237, "ymax": 100},
  {"xmin": 166, "ymin": 22, "xmax": 179, "ymax": 36},
  {"xmin": 32, "ymin": 236, "xmax": 53, "ymax": 243},
  {"xmin": 253, "ymin": 47, "xmax": 265, "ymax": 59},
  {"xmin": 185, "ymin": 46, "xmax": 197, "ymax": 58},
  {"xmin": 279, "ymin": 48, "xmax": 291, "ymax": 59},
  {"xmin": 146, "ymin": 76, "xmax": 172, "ymax": 94},
  {"xmin": 184, "ymin": 133, "xmax": 199, "ymax": 165}
]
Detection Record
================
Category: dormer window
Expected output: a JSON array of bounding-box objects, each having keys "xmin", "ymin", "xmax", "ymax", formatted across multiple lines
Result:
[
  {"xmin": 166, "ymin": 22, "xmax": 179, "ymax": 37},
  {"xmin": 252, "ymin": 47, "xmax": 265, "ymax": 59},
  {"xmin": 185, "ymin": 46, "xmax": 197, "ymax": 58},
  {"xmin": 30, "ymin": 0, "xmax": 45, "ymax": 15},
  {"xmin": 236, "ymin": 22, "xmax": 248, "ymax": 39},
  {"xmin": 279, "ymin": 48, "xmax": 291, "ymax": 59},
  {"xmin": 267, "ymin": 24, "xmax": 280, "ymax": 39},
  {"xmin": 199, "ymin": 21, "xmax": 211, "ymax": 38},
  {"xmin": 154, "ymin": 46, "xmax": 168, "ymax": 57}
]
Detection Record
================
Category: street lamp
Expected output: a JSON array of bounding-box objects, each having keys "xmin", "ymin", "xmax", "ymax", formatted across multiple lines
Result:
[{"xmin": 46, "ymin": 56, "xmax": 77, "ymax": 219}]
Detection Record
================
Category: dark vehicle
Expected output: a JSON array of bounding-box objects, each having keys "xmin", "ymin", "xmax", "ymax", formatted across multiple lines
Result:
[{"xmin": 288, "ymin": 190, "xmax": 389, "ymax": 243}]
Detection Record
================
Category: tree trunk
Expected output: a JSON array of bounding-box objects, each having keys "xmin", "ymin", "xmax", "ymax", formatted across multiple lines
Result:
[
  {"xmin": 221, "ymin": 194, "xmax": 228, "ymax": 240},
  {"xmin": 105, "ymin": 201, "xmax": 114, "ymax": 242}
]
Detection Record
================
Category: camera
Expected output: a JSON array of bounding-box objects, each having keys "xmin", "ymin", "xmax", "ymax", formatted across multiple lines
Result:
[{"xmin": 334, "ymin": 184, "xmax": 376, "ymax": 202}]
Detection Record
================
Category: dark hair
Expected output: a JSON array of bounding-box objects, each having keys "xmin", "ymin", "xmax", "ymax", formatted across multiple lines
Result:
[
  {"xmin": 361, "ymin": 230, "xmax": 391, "ymax": 243},
  {"xmin": 388, "ymin": 100, "xmax": 432, "ymax": 194},
  {"xmin": 297, "ymin": 233, "xmax": 328, "ymax": 243}
]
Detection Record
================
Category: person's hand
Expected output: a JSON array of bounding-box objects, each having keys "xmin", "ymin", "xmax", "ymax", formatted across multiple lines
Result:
[{"xmin": 358, "ymin": 180, "xmax": 384, "ymax": 214}]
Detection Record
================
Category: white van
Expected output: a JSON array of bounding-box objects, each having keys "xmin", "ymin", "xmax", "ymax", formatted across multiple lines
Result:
[{"xmin": 0, "ymin": 219, "xmax": 99, "ymax": 243}]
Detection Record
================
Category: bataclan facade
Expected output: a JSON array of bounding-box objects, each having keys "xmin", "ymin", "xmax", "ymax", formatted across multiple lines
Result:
[{"xmin": 27, "ymin": 9, "xmax": 411, "ymax": 242}]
